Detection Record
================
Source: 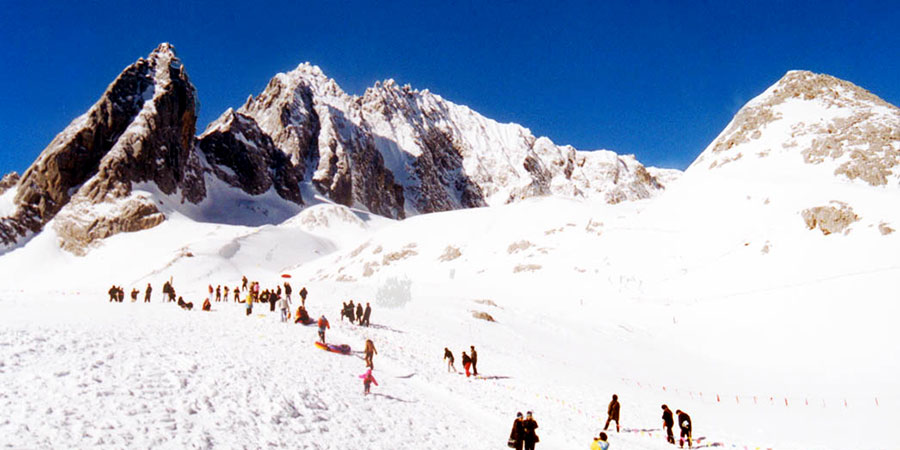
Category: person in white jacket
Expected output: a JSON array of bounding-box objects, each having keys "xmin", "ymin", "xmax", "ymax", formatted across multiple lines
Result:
[{"xmin": 280, "ymin": 293, "xmax": 291, "ymax": 322}]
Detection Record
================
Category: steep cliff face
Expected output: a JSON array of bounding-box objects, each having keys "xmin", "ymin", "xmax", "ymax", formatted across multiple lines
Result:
[
  {"xmin": 0, "ymin": 44, "xmax": 206, "ymax": 253},
  {"xmin": 198, "ymin": 109, "xmax": 304, "ymax": 205},
  {"xmin": 239, "ymin": 66, "xmax": 672, "ymax": 218}
]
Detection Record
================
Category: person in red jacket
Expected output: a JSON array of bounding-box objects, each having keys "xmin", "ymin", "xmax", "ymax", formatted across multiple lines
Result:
[
  {"xmin": 317, "ymin": 315, "xmax": 330, "ymax": 343},
  {"xmin": 462, "ymin": 351, "xmax": 472, "ymax": 377},
  {"xmin": 359, "ymin": 369, "xmax": 378, "ymax": 395}
]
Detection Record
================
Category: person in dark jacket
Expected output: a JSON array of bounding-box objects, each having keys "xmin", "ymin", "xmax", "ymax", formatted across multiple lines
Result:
[
  {"xmin": 461, "ymin": 352, "xmax": 472, "ymax": 377},
  {"xmin": 117, "ymin": 287, "xmax": 125, "ymax": 302},
  {"xmin": 522, "ymin": 411, "xmax": 539, "ymax": 450},
  {"xmin": 364, "ymin": 339, "xmax": 377, "ymax": 369},
  {"xmin": 299, "ymin": 286, "xmax": 308, "ymax": 307},
  {"xmin": 215, "ymin": 285, "xmax": 221, "ymax": 302},
  {"xmin": 509, "ymin": 411, "xmax": 525, "ymax": 450},
  {"xmin": 604, "ymin": 394, "xmax": 620, "ymax": 432},
  {"xmin": 356, "ymin": 303, "xmax": 364, "ymax": 325},
  {"xmin": 144, "ymin": 284, "xmax": 152, "ymax": 303},
  {"xmin": 242, "ymin": 275, "xmax": 248, "ymax": 292},
  {"xmin": 347, "ymin": 300, "xmax": 356, "ymax": 322},
  {"xmin": 284, "ymin": 282, "xmax": 292, "ymax": 302},
  {"xmin": 234, "ymin": 286, "xmax": 240, "ymax": 302},
  {"xmin": 202, "ymin": 298, "xmax": 211, "ymax": 311},
  {"xmin": 130, "ymin": 288, "xmax": 139, "ymax": 302},
  {"xmin": 675, "ymin": 409, "xmax": 692, "ymax": 448},
  {"xmin": 443, "ymin": 347, "xmax": 456, "ymax": 372},
  {"xmin": 470, "ymin": 345, "xmax": 478, "ymax": 376},
  {"xmin": 108, "ymin": 285, "xmax": 118, "ymax": 302},
  {"xmin": 661, "ymin": 404, "xmax": 675, "ymax": 444},
  {"xmin": 362, "ymin": 302, "xmax": 372, "ymax": 326}
]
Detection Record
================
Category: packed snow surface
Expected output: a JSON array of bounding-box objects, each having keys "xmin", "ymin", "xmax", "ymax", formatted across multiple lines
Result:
[{"xmin": 1, "ymin": 179, "xmax": 897, "ymax": 449}]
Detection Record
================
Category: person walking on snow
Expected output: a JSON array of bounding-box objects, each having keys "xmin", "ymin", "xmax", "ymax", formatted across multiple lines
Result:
[
  {"xmin": 591, "ymin": 432, "xmax": 610, "ymax": 450},
  {"xmin": 462, "ymin": 351, "xmax": 472, "ymax": 377},
  {"xmin": 284, "ymin": 282, "xmax": 292, "ymax": 303},
  {"xmin": 362, "ymin": 302, "xmax": 371, "ymax": 326},
  {"xmin": 364, "ymin": 339, "xmax": 377, "ymax": 369},
  {"xmin": 676, "ymin": 409, "xmax": 692, "ymax": 448},
  {"xmin": 522, "ymin": 411, "xmax": 539, "ymax": 450},
  {"xmin": 604, "ymin": 394, "xmax": 620, "ymax": 432},
  {"xmin": 508, "ymin": 411, "xmax": 525, "ymax": 450},
  {"xmin": 443, "ymin": 348, "xmax": 456, "ymax": 372},
  {"xmin": 245, "ymin": 292, "xmax": 253, "ymax": 316},
  {"xmin": 661, "ymin": 404, "xmax": 675, "ymax": 445},
  {"xmin": 359, "ymin": 368, "xmax": 378, "ymax": 395},
  {"xmin": 279, "ymin": 291, "xmax": 291, "ymax": 322},
  {"xmin": 144, "ymin": 283, "xmax": 152, "ymax": 303},
  {"xmin": 242, "ymin": 275, "xmax": 248, "ymax": 292},
  {"xmin": 215, "ymin": 285, "xmax": 221, "ymax": 302},
  {"xmin": 299, "ymin": 286, "xmax": 308, "ymax": 307},
  {"xmin": 356, "ymin": 302, "xmax": 364, "ymax": 325},
  {"xmin": 234, "ymin": 286, "xmax": 240, "ymax": 302},
  {"xmin": 317, "ymin": 315, "xmax": 330, "ymax": 343},
  {"xmin": 470, "ymin": 345, "xmax": 478, "ymax": 376}
]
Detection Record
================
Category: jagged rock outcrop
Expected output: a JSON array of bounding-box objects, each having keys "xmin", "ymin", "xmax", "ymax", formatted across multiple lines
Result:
[
  {"xmin": 802, "ymin": 201, "xmax": 860, "ymax": 235},
  {"xmin": 239, "ymin": 65, "xmax": 672, "ymax": 218},
  {"xmin": 691, "ymin": 70, "xmax": 900, "ymax": 186},
  {"xmin": 1, "ymin": 43, "xmax": 205, "ymax": 252},
  {"xmin": 0, "ymin": 172, "xmax": 18, "ymax": 195},
  {"xmin": 198, "ymin": 109, "xmax": 303, "ymax": 204}
]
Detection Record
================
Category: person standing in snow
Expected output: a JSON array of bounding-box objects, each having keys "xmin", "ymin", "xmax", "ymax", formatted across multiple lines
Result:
[
  {"xmin": 234, "ymin": 286, "xmax": 240, "ymax": 302},
  {"xmin": 443, "ymin": 348, "xmax": 456, "ymax": 372},
  {"xmin": 242, "ymin": 275, "xmax": 248, "ymax": 292},
  {"xmin": 130, "ymin": 288, "xmax": 139, "ymax": 302},
  {"xmin": 245, "ymin": 292, "xmax": 253, "ymax": 316},
  {"xmin": 279, "ymin": 291, "xmax": 291, "ymax": 322},
  {"xmin": 224, "ymin": 286, "xmax": 229, "ymax": 301},
  {"xmin": 284, "ymin": 282, "xmax": 292, "ymax": 303},
  {"xmin": 591, "ymin": 432, "xmax": 610, "ymax": 450},
  {"xmin": 359, "ymin": 368, "xmax": 378, "ymax": 395},
  {"xmin": 508, "ymin": 411, "xmax": 525, "ymax": 450},
  {"xmin": 364, "ymin": 339, "xmax": 377, "ymax": 369},
  {"xmin": 317, "ymin": 315, "xmax": 330, "ymax": 343},
  {"xmin": 675, "ymin": 409, "xmax": 692, "ymax": 448},
  {"xmin": 347, "ymin": 300, "xmax": 356, "ymax": 323},
  {"xmin": 604, "ymin": 394, "xmax": 620, "ymax": 432},
  {"xmin": 215, "ymin": 285, "xmax": 221, "ymax": 302},
  {"xmin": 522, "ymin": 411, "xmax": 539, "ymax": 450},
  {"xmin": 362, "ymin": 302, "xmax": 372, "ymax": 327},
  {"xmin": 144, "ymin": 283, "xmax": 152, "ymax": 303},
  {"xmin": 356, "ymin": 303, "xmax": 364, "ymax": 325},
  {"xmin": 117, "ymin": 287, "xmax": 125, "ymax": 302},
  {"xmin": 299, "ymin": 286, "xmax": 308, "ymax": 307},
  {"xmin": 661, "ymin": 404, "xmax": 675, "ymax": 445},
  {"xmin": 470, "ymin": 345, "xmax": 478, "ymax": 376},
  {"xmin": 108, "ymin": 285, "xmax": 117, "ymax": 302},
  {"xmin": 462, "ymin": 351, "xmax": 472, "ymax": 377}
]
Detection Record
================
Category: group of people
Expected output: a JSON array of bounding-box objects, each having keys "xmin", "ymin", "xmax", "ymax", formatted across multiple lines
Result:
[
  {"xmin": 661, "ymin": 404, "xmax": 692, "ymax": 448},
  {"xmin": 508, "ymin": 411, "xmax": 540, "ymax": 450},
  {"xmin": 107, "ymin": 283, "xmax": 156, "ymax": 303},
  {"xmin": 340, "ymin": 300, "xmax": 372, "ymax": 327},
  {"xmin": 442, "ymin": 346, "xmax": 478, "ymax": 377}
]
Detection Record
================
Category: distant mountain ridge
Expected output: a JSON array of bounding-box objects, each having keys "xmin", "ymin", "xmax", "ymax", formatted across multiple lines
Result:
[{"xmin": 0, "ymin": 43, "xmax": 676, "ymax": 253}]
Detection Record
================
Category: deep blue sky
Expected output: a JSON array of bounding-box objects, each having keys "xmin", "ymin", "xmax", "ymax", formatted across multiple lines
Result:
[{"xmin": 1, "ymin": 0, "xmax": 897, "ymax": 175}]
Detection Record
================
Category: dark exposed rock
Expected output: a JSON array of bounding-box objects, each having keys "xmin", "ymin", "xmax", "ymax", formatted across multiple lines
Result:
[
  {"xmin": 198, "ymin": 109, "xmax": 303, "ymax": 204},
  {"xmin": 0, "ymin": 172, "xmax": 19, "ymax": 194},
  {"xmin": 2, "ymin": 43, "xmax": 205, "ymax": 252}
]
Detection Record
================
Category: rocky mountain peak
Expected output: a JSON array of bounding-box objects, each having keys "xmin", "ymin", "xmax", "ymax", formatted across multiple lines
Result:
[
  {"xmin": 690, "ymin": 70, "xmax": 900, "ymax": 187},
  {"xmin": 0, "ymin": 172, "xmax": 18, "ymax": 195}
]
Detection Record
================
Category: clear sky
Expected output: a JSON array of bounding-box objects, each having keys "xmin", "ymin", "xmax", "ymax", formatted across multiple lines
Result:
[{"xmin": 1, "ymin": 0, "xmax": 897, "ymax": 175}]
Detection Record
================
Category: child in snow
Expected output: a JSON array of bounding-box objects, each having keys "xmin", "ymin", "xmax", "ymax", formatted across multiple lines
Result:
[
  {"xmin": 462, "ymin": 351, "xmax": 472, "ymax": 377},
  {"xmin": 317, "ymin": 315, "xmax": 330, "ymax": 343},
  {"xmin": 359, "ymin": 369, "xmax": 378, "ymax": 395},
  {"xmin": 591, "ymin": 432, "xmax": 610, "ymax": 450},
  {"xmin": 279, "ymin": 292, "xmax": 291, "ymax": 322},
  {"xmin": 202, "ymin": 298, "xmax": 211, "ymax": 311}
]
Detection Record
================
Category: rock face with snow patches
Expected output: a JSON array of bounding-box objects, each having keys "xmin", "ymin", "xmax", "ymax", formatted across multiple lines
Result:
[
  {"xmin": 1, "ymin": 44, "xmax": 204, "ymax": 252},
  {"xmin": 239, "ymin": 64, "xmax": 673, "ymax": 217},
  {"xmin": 198, "ymin": 109, "xmax": 304, "ymax": 205},
  {"xmin": 691, "ymin": 70, "xmax": 900, "ymax": 185}
]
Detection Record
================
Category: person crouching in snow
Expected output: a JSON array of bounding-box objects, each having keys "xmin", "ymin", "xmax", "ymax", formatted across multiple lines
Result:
[
  {"xmin": 359, "ymin": 369, "xmax": 378, "ymax": 395},
  {"xmin": 591, "ymin": 431, "xmax": 610, "ymax": 450}
]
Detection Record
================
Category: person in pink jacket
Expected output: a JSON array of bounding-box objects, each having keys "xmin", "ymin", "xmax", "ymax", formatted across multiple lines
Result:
[{"xmin": 359, "ymin": 369, "xmax": 378, "ymax": 395}]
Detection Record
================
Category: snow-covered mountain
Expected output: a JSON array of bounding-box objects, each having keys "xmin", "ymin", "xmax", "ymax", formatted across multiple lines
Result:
[
  {"xmin": 1, "ymin": 67, "xmax": 898, "ymax": 449},
  {"xmin": 0, "ymin": 44, "xmax": 672, "ymax": 253}
]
